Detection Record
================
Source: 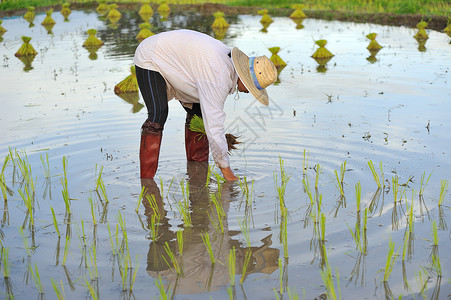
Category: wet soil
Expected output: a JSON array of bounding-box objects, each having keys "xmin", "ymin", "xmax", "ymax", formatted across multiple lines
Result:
[{"xmin": 1, "ymin": 2, "xmax": 448, "ymax": 31}]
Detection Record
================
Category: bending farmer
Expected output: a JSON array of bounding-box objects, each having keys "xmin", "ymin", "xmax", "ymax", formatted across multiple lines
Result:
[{"xmin": 133, "ymin": 29, "xmax": 277, "ymax": 181}]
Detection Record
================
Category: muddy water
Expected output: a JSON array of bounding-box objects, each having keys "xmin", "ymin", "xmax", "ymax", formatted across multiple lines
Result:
[{"xmin": 0, "ymin": 8, "xmax": 450, "ymax": 300}]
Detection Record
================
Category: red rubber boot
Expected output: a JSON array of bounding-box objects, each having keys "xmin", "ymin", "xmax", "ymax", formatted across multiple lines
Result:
[
  {"xmin": 140, "ymin": 120, "xmax": 163, "ymax": 179},
  {"xmin": 185, "ymin": 114, "xmax": 209, "ymax": 162}
]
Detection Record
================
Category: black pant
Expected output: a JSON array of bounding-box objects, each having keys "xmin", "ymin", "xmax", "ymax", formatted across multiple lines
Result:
[{"xmin": 135, "ymin": 65, "xmax": 203, "ymax": 126}]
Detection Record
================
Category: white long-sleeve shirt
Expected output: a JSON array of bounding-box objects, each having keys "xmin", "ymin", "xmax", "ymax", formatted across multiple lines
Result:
[{"xmin": 134, "ymin": 29, "xmax": 238, "ymax": 168}]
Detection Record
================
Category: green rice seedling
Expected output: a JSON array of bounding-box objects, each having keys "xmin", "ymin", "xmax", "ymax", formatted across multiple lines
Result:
[
  {"xmin": 290, "ymin": 4, "xmax": 307, "ymax": 19},
  {"xmin": 319, "ymin": 245, "xmax": 341, "ymax": 300},
  {"xmin": 320, "ymin": 213, "xmax": 326, "ymax": 242},
  {"xmin": 212, "ymin": 11, "xmax": 229, "ymax": 28},
  {"xmin": 136, "ymin": 22, "xmax": 154, "ymax": 41},
  {"xmin": 431, "ymin": 220, "xmax": 438, "ymax": 247},
  {"xmin": 209, "ymin": 192, "xmax": 225, "ymax": 233},
  {"xmin": 0, "ymin": 156, "xmax": 13, "ymax": 201},
  {"xmin": 238, "ymin": 175, "xmax": 254, "ymax": 205},
  {"xmin": 62, "ymin": 235, "xmax": 71, "ymax": 266},
  {"xmin": 116, "ymin": 211, "xmax": 131, "ymax": 263},
  {"xmin": 1, "ymin": 247, "xmax": 10, "ymax": 278},
  {"xmin": 88, "ymin": 243, "xmax": 99, "ymax": 280},
  {"xmin": 88, "ymin": 195, "xmax": 97, "ymax": 226},
  {"xmin": 302, "ymin": 149, "xmax": 309, "ymax": 176},
  {"xmin": 50, "ymin": 278, "xmax": 66, "ymax": 300},
  {"xmin": 200, "ymin": 231, "xmax": 215, "ymax": 265},
  {"xmin": 419, "ymin": 171, "xmax": 432, "ymax": 197},
  {"xmin": 406, "ymin": 191, "xmax": 415, "ymax": 234},
  {"xmin": 302, "ymin": 174, "xmax": 314, "ymax": 206},
  {"xmin": 138, "ymin": 1, "xmax": 154, "ymax": 18},
  {"xmin": 438, "ymin": 179, "xmax": 448, "ymax": 206},
  {"xmin": 278, "ymin": 257, "xmax": 284, "ymax": 294},
  {"xmin": 314, "ymin": 163, "xmax": 323, "ymax": 190},
  {"xmin": 107, "ymin": 222, "xmax": 119, "ymax": 255},
  {"xmin": 118, "ymin": 252, "xmax": 130, "ymax": 291},
  {"xmin": 148, "ymin": 214, "xmax": 160, "ymax": 242},
  {"xmin": 84, "ymin": 279, "xmax": 99, "ymax": 300},
  {"xmin": 332, "ymin": 161, "xmax": 346, "ymax": 197},
  {"xmin": 366, "ymin": 33, "xmax": 383, "ymax": 51},
  {"xmin": 155, "ymin": 274, "xmax": 171, "ymax": 299},
  {"xmin": 240, "ymin": 249, "xmax": 252, "ymax": 285},
  {"xmin": 175, "ymin": 185, "xmax": 192, "ymax": 228},
  {"xmin": 29, "ymin": 262, "xmax": 44, "ymax": 294},
  {"xmin": 19, "ymin": 185, "xmax": 34, "ymax": 227},
  {"xmin": 41, "ymin": 9, "xmax": 55, "ymax": 25},
  {"xmin": 145, "ymin": 193, "xmax": 161, "ymax": 220},
  {"xmin": 115, "ymin": 66, "xmax": 139, "ymax": 94},
  {"xmin": 227, "ymin": 246, "xmax": 236, "ymax": 287},
  {"xmin": 414, "ymin": 20, "xmax": 429, "ymax": 40},
  {"xmin": 430, "ymin": 251, "xmax": 441, "ymax": 277},
  {"xmin": 60, "ymin": 3, "xmax": 71, "ymax": 20},
  {"xmin": 381, "ymin": 238, "xmax": 399, "ymax": 282},
  {"xmin": 367, "ymin": 160, "xmax": 381, "ymax": 188},
  {"xmin": 40, "ymin": 153, "xmax": 51, "ymax": 178},
  {"xmin": 107, "ymin": 4, "xmax": 122, "ymax": 19},
  {"xmin": 392, "ymin": 175, "xmax": 401, "ymax": 204},
  {"xmin": 163, "ymin": 241, "xmax": 182, "ymax": 275},
  {"xmin": 355, "ymin": 182, "xmax": 361, "ymax": 213},
  {"xmin": 19, "ymin": 226, "xmax": 31, "ymax": 256},
  {"xmin": 268, "ymin": 47, "xmax": 287, "ymax": 69},
  {"xmin": 60, "ymin": 156, "xmax": 71, "ymax": 214},
  {"xmin": 281, "ymin": 211, "xmax": 289, "ymax": 258},
  {"xmin": 177, "ymin": 229, "xmax": 184, "ymax": 255},
  {"xmin": 258, "ymin": 9, "xmax": 273, "ymax": 24}
]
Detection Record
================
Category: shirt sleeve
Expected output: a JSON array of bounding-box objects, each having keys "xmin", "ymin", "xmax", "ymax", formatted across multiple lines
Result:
[{"xmin": 196, "ymin": 79, "xmax": 230, "ymax": 169}]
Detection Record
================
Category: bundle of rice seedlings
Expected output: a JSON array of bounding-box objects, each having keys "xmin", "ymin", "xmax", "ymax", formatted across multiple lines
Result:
[
  {"xmin": 18, "ymin": 55, "xmax": 36, "ymax": 72},
  {"xmin": 83, "ymin": 29, "xmax": 104, "ymax": 48},
  {"xmin": 311, "ymin": 39, "xmax": 334, "ymax": 59},
  {"xmin": 96, "ymin": 0, "xmax": 109, "ymax": 15},
  {"xmin": 14, "ymin": 36, "xmax": 37, "ymax": 57},
  {"xmin": 60, "ymin": 3, "xmax": 72, "ymax": 20},
  {"xmin": 444, "ymin": 18, "xmax": 451, "ymax": 37},
  {"xmin": 292, "ymin": 18, "xmax": 304, "ymax": 30},
  {"xmin": 0, "ymin": 20, "xmax": 6, "ymax": 35},
  {"xmin": 211, "ymin": 11, "xmax": 229, "ymax": 29},
  {"xmin": 41, "ymin": 9, "xmax": 56, "ymax": 25},
  {"xmin": 136, "ymin": 22, "xmax": 154, "ymax": 42},
  {"xmin": 189, "ymin": 115, "xmax": 241, "ymax": 154},
  {"xmin": 258, "ymin": 9, "xmax": 273, "ymax": 25},
  {"xmin": 212, "ymin": 27, "xmax": 228, "ymax": 40},
  {"xmin": 414, "ymin": 20, "xmax": 428, "ymax": 40},
  {"xmin": 107, "ymin": 4, "xmax": 122, "ymax": 19},
  {"xmin": 290, "ymin": 4, "xmax": 306, "ymax": 19},
  {"xmin": 366, "ymin": 33, "xmax": 382, "ymax": 51},
  {"xmin": 139, "ymin": 1, "xmax": 154, "ymax": 18},
  {"xmin": 23, "ymin": 7, "xmax": 36, "ymax": 24},
  {"xmin": 114, "ymin": 66, "xmax": 139, "ymax": 94},
  {"xmin": 158, "ymin": 1, "xmax": 171, "ymax": 14},
  {"xmin": 268, "ymin": 47, "xmax": 287, "ymax": 69}
]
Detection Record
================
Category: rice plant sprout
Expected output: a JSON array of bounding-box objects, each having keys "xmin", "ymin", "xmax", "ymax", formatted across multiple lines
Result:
[
  {"xmin": 201, "ymin": 231, "xmax": 215, "ymax": 265},
  {"xmin": 438, "ymin": 179, "xmax": 448, "ymax": 206},
  {"xmin": 209, "ymin": 192, "xmax": 225, "ymax": 233},
  {"xmin": 238, "ymin": 219, "xmax": 252, "ymax": 284},
  {"xmin": 155, "ymin": 275, "xmax": 171, "ymax": 299},
  {"xmin": 332, "ymin": 161, "xmax": 346, "ymax": 198},
  {"xmin": 227, "ymin": 247, "xmax": 236, "ymax": 287},
  {"xmin": 1, "ymin": 247, "xmax": 10, "ymax": 278},
  {"xmin": 115, "ymin": 66, "xmax": 139, "ymax": 94},
  {"xmin": 163, "ymin": 242, "xmax": 182, "ymax": 275},
  {"xmin": 175, "ymin": 180, "xmax": 192, "ymax": 227},
  {"xmin": 51, "ymin": 278, "xmax": 66, "ymax": 299},
  {"xmin": 319, "ymin": 245, "xmax": 341, "ymax": 300},
  {"xmin": 0, "ymin": 156, "xmax": 12, "ymax": 201},
  {"xmin": 29, "ymin": 263, "xmax": 44, "ymax": 294},
  {"xmin": 136, "ymin": 23, "xmax": 154, "ymax": 42},
  {"xmin": 380, "ymin": 238, "xmax": 399, "ymax": 282}
]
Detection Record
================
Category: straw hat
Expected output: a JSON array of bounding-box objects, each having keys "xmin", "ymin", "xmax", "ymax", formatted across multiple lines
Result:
[{"xmin": 231, "ymin": 47, "xmax": 277, "ymax": 106}]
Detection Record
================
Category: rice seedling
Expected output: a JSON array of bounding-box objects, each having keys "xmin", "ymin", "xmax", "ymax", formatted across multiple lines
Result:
[
  {"xmin": 62, "ymin": 235, "xmax": 71, "ymax": 266},
  {"xmin": 107, "ymin": 4, "xmax": 122, "ymax": 19},
  {"xmin": 139, "ymin": 1, "xmax": 154, "ymax": 18},
  {"xmin": 281, "ymin": 211, "xmax": 289, "ymax": 258},
  {"xmin": 50, "ymin": 278, "xmax": 66, "ymax": 300},
  {"xmin": 302, "ymin": 174, "xmax": 314, "ymax": 206},
  {"xmin": 96, "ymin": 0, "xmax": 108, "ymax": 15},
  {"xmin": 1, "ymin": 247, "xmax": 11, "ymax": 278},
  {"xmin": 23, "ymin": 6, "xmax": 36, "ymax": 23},
  {"xmin": 200, "ymin": 231, "xmax": 215, "ymax": 265},
  {"xmin": 135, "ymin": 186, "xmax": 147, "ymax": 213},
  {"xmin": 290, "ymin": 4, "xmax": 307, "ymax": 19},
  {"xmin": 0, "ymin": 156, "xmax": 13, "ymax": 201},
  {"xmin": 209, "ymin": 192, "xmax": 225, "ymax": 233},
  {"xmin": 392, "ymin": 175, "xmax": 402, "ymax": 204},
  {"xmin": 60, "ymin": 156, "xmax": 71, "ymax": 214},
  {"xmin": 380, "ymin": 238, "xmax": 399, "ymax": 282},
  {"xmin": 430, "ymin": 251, "xmax": 442, "ymax": 277},
  {"xmin": 319, "ymin": 213, "xmax": 326, "ymax": 242},
  {"xmin": 366, "ymin": 33, "xmax": 383, "ymax": 51},
  {"xmin": 163, "ymin": 241, "xmax": 182, "ymax": 275},
  {"xmin": 0, "ymin": 20, "xmax": 5, "ymax": 35},
  {"xmin": 312, "ymin": 39, "xmax": 334, "ymax": 60},
  {"xmin": 84, "ymin": 279, "xmax": 99, "ymax": 300},
  {"xmin": 19, "ymin": 225, "xmax": 32, "ymax": 256},
  {"xmin": 177, "ymin": 229, "xmax": 184, "ymax": 255},
  {"xmin": 41, "ymin": 9, "xmax": 56, "ymax": 25},
  {"xmin": 332, "ymin": 161, "xmax": 346, "ymax": 198},
  {"xmin": 258, "ymin": 9, "xmax": 273, "ymax": 24},
  {"xmin": 238, "ymin": 175, "xmax": 254, "ymax": 206},
  {"xmin": 319, "ymin": 245, "xmax": 341, "ymax": 300},
  {"xmin": 302, "ymin": 149, "xmax": 309, "ymax": 176},
  {"xmin": 145, "ymin": 193, "xmax": 162, "ymax": 220},
  {"xmin": 155, "ymin": 274, "xmax": 171, "ymax": 299},
  {"xmin": 175, "ymin": 181, "xmax": 192, "ymax": 228},
  {"xmin": 438, "ymin": 179, "xmax": 448, "ymax": 206},
  {"xmin": 136, "ymin": 22, "xmax": 154, "ymax": 41},
  {"xmin": 278, "ymin": 257, "xmax": 284, "ymax": 294},
  {"xmin": 88, "ymin": 195, "xmax": 97, "ymax": 226},
  {"xmin": 29, "ymin": 262, "xmax": 44, "ymax": 294},
  {"xmin": 268, "ymin": 47, "xmax": 287, "ymax": 69},
  {"xmin": 88, "ymin": 243, "xmax": 99, "ymax": 280},
  {"xmin": 227, "ymin": 246, "xmax": 236, "ymax": 287},
  {"xmin": 314, "ymin": 163, "xmax": 322, "ymax": 190},
  {"xmin": 158, "ymin": 1, "xmax": 171, "ymax": 14},
  {"xmin": 367, "ymin": 160, "xmax": 382, "ymax": 188},
  {"xmin": 107, "ymin": 222, "xmax": 120, "ymax": 255},
  {"xmin": 114, "ymin": 66, "xmax": 139, "ymax": 94},
  {"xmin": 418, "ymin": 171, "xmax": 432, "ymax": 197},
  {"xmin": 431, "ymin": 220, "xmax": 438, "ymax": 247},
  {"xmin": 18, "ymin": 185, "xmax": 34, "ymax": 227},
  {"xmin": 60, "ymin": 3, "xmax": 71, "ymax": 21},
  {"xmin": 355, "ymin": 181, "xmax": 361, "ymax": 213},
  {"xmin": 212, "ymin": 11, "xmax": 229, "ymax": 28}
]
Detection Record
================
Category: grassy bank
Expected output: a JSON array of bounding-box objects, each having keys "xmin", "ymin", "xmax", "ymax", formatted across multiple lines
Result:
[{"xmin": 0, "ymin": 0, "xmax": 450, "ymax": 16}]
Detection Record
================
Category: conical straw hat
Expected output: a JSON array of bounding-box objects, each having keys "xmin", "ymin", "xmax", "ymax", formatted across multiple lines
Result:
[{"xmin": 231, "ymin": 47, "xmax": 277, "ymax": 106}]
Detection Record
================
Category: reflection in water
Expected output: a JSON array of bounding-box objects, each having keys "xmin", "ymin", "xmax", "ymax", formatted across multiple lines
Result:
[{"xmin": 141, "ymin": 161, "xmax": 279, "ymax": 295}]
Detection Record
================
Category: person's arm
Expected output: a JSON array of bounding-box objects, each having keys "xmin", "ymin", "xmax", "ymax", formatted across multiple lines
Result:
[{"xmin": 197, "ymin": 79, "xmax": 238, "ymax": 182}]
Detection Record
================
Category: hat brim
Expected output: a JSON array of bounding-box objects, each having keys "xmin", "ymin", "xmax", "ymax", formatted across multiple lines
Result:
[{"xmin": 231, "ymin": 47, "xmax": 269, "ymax": 106}]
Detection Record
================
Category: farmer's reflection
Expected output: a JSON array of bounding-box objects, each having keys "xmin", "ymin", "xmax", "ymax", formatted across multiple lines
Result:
[{"xmin": 141, "ymin": 161, "xmax": 279, "ymax": 294}]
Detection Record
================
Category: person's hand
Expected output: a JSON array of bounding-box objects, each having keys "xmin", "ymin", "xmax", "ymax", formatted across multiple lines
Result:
[{"xmin": 219, "ymin": 166, "xmax": 238, "ymax": 182}]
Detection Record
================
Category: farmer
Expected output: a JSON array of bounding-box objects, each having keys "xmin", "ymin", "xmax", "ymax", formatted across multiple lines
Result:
[{"xmin": 134, "ymin": 29, "xmax": 278, "ymax": 181}]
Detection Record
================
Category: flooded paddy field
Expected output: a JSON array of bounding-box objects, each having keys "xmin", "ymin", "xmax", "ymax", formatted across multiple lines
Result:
[{"xmin": 0, "ymin": 6, "xmax": 450, "ymax": 299}]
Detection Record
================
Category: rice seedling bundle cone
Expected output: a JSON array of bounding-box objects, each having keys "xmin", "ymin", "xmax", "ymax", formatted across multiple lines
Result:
[
  {"xmin": 114, "ymin": 66, "xmax": 139, "ymax": 94},
  {"xmin": 41, "ymin": 9, "xmax": 56, "ymax": 25},
  {"xmin": 259, "ymin": 13, "xmax": 273, "ymax": 25},
  {"xmin": 15, "ymin": 36, "xmax": 37, "ymax": 57},
  {"xmin": 107, "ymin": 4, "xmax": 122, "ymax": 19},
  {"xmin": 268, "ymin": 47, "xmax": 287, "ymax": 68},
  {"xmin": 23, "ymin": 7, "xmax": 36, "ymax": 23},
  {"xmin": 212, "ymin": 11, "xmax": 229, "ymax": 29},
  {"xmin": 367, "ymin": 40, "xmax": 382, "ymax": 51},
  {"xmin": 414, "ymin": 29, "xmax": 428, "ymax": 40},
  {"xmin": 0, "ymin": 21, "xmax": 6, "ymax": 34},
  {"xmin": 136, "ymin": 23, "xmax": 154, "ymax": 41},
  {"xmin": 61, "ymin": 4, "xmax": 72, "ymax": 19},
  {"xmin": 444, "ymin": 18, "xmax": 451, "ymax": 36},
  {"xmin": 83, "ymin": 29, "xmax": 104, "ymax": 48},
  {"xmin": 158, "ymin": 3, "xmax": 171, "ymax": 13},
  {"xmin": 312, "ymin": 40, "xmax": 334, "ymax": 59},
  {"xmin": 290, "ymin": 5, "xmax": 306, "ymax": 19},
  {"xmin": 139, "ymin": 3, "xmax": 154, "ymax": 17},
  {"xmin": 96, "ymin": 1, "xmax": 109, "ymax": 15}
]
